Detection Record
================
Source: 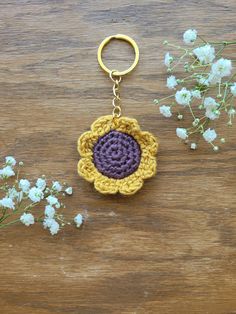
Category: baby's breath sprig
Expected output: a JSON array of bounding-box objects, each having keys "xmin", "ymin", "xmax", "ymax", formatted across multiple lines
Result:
[
  {"xmin": 154, "ymin": 29, "xmax": 236, "ymax": 151},
  {"xmin": 0, "ymin": 156, "xmax": 84, "ymax": 235}
]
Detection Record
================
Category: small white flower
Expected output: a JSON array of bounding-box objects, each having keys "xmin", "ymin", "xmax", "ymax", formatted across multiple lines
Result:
[
  {"xmin": 0, "ymin": 166, "xmax": 15, "ymax": 179},
  {"xmin": 19, "ymin": 179, "xmax": 31, "ymax": 192},
  {"xmin": 20, "ymin": 213, "xmax": 34, "ymax": 226},
  {"xmin": 175, "ymin": 88, "xmax": 192, "ymax": 106},
  {"xmin": 193, "ymin": 44, "xmax": 215, "ymax": 64},
  {"xmin": 36, "ymin": 178, "xmax": 47, "ymax": 191},
  {"xmin": 209, "ymin": 58, "xmax": 232, "ymax": 84},
  {"xmin": 211, "ymin": 58, "xmax": 232, "ymax": 78},
  {"xmin": 28, "ymin": 187, "xmax": 44, "ymax": 203},
  {"xmin": 18, "ymin": 191, "xmax": 23, "ymax": 202},
  {"xmin": 192, "ymin": 118, "xmax": 200, "ymax": 126},
  {"xmin": 190, "ymin": 143, "xmax": 197, "ymax": 150},
  {"xmin": 191, "ymin": 90, "xmax": 201, "ymax": 99},
  {"xmin": 74, "ymin": 214, "xmax": 83, "ymax": 228},
  {"xmin": 208, "ymin": 110, "xmax": 219, "ymax": 120},
  {"xmin": 203, "ymin": 128, "xmax": 217, "ymax": 143},
  {"xmin": 208, "ymin": 72, "xmax": 221, "ymax": 85},
  {"xmin": 0, "ymin": 197, "xmax": 15, "ymax": 209},
  {"xmin": 5, "ymin": 156, "xmax": 16, "ymax": 167},
  {"xmin": 43, "ymin": 218, "xmax": 59, "ymax": 235},
  {"xmin": 183, "ymin": 29, "xmax": 197, "ymax": 45},
  {"xmin": 203, "ymin": 97, "xmax": 220, "ymax": 120},
  {"xmin": 176, "ymin": 128, "xmax": 188, "ymax": 140},
  {"xmin": 197, "ymin": 75, "xmax": 209, "ymax": 86},
  {"xmin": 44, "ymin": 205, "xmax": 55, "ymax": 218},
  {"xmin": 65, "ymin": 187, "xmax": 73, "ymax": 195},
  {"xmin": 7, "ymin": 188, "xmax": 19, "ymax": 200},
  {"xmin": 164, "ymin": 52, "xmax": 173, "ymax": 67},
  {"xmin": 43, "ymin": 218, "xmax": 54, "ymax": 228},
  {"xmin": 46, "ymin": 195, "xmax": 60, "ymax": 208},
  {"xmin": 205, "ymin": 109, "xmax": 220, "ymax": 120},
  {"xmin": 230, "ymin": 83, "xmax": 236, "ymax": 96},
  {"xmin": 52, "ymin": 181, "xmax": 62, "ymax": 192},
  {"xmin": 203, "ymin": 97, "xmax": 219, "ymax": 109},
  {"xmin": 228, "ymin": 108, "xmax": 236, "ymax": 117},
  {"xmin": 49, "ymin": 220, "xmax": 60, "ymax": 235},
  {"xmin": 159, "ymin": 105, "xmax": 172, "ymax": 118},
  {"xmin": 166, "ymin": 75, "xmax": 178, "ymax": 89}
]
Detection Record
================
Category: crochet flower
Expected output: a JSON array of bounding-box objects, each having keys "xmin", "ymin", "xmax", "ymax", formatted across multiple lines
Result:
[{"xmin": 77, "ymin": 115, "xmax": 158, "ymax": 195}]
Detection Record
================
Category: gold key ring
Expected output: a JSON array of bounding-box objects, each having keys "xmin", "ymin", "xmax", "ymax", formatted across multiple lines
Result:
[{"xmin": 97, "ymin": 34, "xmax": 139, "ymax": 76}]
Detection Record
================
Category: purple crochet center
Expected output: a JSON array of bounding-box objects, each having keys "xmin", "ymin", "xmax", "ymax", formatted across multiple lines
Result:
[{"xmin": 93, "ymin": 130, "xmax": 141, "ymax": 179}]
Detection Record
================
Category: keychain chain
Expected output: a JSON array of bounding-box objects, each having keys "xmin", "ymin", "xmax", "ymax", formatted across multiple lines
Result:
[{"xmin": 109, "ymin": 70, "xmax": 122, "ymax": 118}]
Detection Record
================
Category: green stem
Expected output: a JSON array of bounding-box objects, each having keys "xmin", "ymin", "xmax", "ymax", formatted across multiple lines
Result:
[
  {"xmin": 188, "ymin": 104, "xmax": 196, "ymax": 119},
  {"xmin": 0, "ymin": 208, "xmax": 7, "ymax": 223},
  {"xmin": 181, "ymin": 73, "xmax": 197, "ymax": 81},
  {"xmin": 0, "ymin": 202, "xmax": 39, "ymax": 228},
  {"xmin": 156, "ymin": 93, "xmax": 175, "ymax": 103},
  {"xmin": 192, "ymin": 64, "xmax": 209, "ymax": 69},
  {"xmin": 209, "ymin": 41, "xmax": 236, "ymax": 45},
  {"xmin": 166, "ymin": 42, "xmax": 188, "ymax": 52},
  {"xmin": 221, "ymin": 93, "xmax": 233, "ymax": 105},
  {"xmin": 218, "ymin": 82, "xmax": 221, "ymax": 96},
  {"xmin": 170, "ymin": 51, "xmax": 189, "ymax": 71},
  {"xmin": 228, "ymin": 73, "xmax": 236, "ymax": 84},
  {"xmin": 198, "ymin": 35, "xmax": 208, "ymax": 44},
  {"xmin": 215, "ymin": 45, "xmax": 226, "ymax": 57},
  {"xmin": 222, "ymin": 83, "xmax": 228, "ymax": 103},
  {"xmin": 16, "ymin": 168, "xmax": 20, "ymax": 182},
  {"xmin": 0, "ymin": 219, "xmax": 20, "ymax": 229},
  {"xmin": 188, "ymin": 118, "xmax": 209, "ymax": 134},
  {"xmin": 0, "ymin": 213, "xmax": 11, "ymax": 224},
  {"xmin": 23, "ymin": 202, "xmax": 39, "ymax": 212}
]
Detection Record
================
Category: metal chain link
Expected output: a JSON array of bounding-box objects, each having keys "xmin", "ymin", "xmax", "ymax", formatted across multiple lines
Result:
[{"xmin": 109, "ymin": 70, "xmax": 122, "ymax": 118}]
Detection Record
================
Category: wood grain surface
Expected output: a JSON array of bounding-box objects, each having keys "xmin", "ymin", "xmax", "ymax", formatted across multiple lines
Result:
[{"xmin": 0, "ymin": 1, "xmax": 236, "ymax": 313}]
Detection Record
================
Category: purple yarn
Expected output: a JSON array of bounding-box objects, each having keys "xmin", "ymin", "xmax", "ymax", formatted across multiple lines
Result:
[{"xmin": 93, "ymin": 130, "xmax": 141, "ymax": 179}]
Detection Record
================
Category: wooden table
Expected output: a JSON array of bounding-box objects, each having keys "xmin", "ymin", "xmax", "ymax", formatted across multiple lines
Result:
[{"xmin": 0, "ymin": 1, "xmax": 235, "ymax": 313}]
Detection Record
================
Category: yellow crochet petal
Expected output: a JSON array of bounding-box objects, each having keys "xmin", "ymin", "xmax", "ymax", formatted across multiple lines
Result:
[
  {"xmin": 94, "ymin": 176, "xmax": 119, "ymax": 194},
  {"xmin": 91, "ymin": 115, "xmax": 113, "ymax": 136},
  {"xmin": 114, "ymin": 116, "xmax": 140, "ymax": 134},
  {"xmin": 77, "ymin": 158, "xmax": 98, "ymax": 183},
  {"xmin": 134, "ymin": 131, "xmax": 158, "ymax": 156},
  {"xmin": 78, "ymin": 131, "xmax": 98, "ymax": 157},
  {"xmin": 138, "ymin": 155, "xmax": 157, "ymax": 179},
  {"xmin": 118, "ymin": 174, "xmax": 143, "ymax": 196}
]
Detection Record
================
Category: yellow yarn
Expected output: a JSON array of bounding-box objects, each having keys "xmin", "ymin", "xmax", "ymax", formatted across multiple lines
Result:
[{"xmin": 78, "ymin": 115, "xmax": 158, "ymax": 195}]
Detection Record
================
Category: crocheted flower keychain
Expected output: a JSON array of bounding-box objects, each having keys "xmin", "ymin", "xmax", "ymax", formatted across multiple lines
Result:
[{"xmin": 78, "ymin": 34, "xmax": 158, "ymax": 195}]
